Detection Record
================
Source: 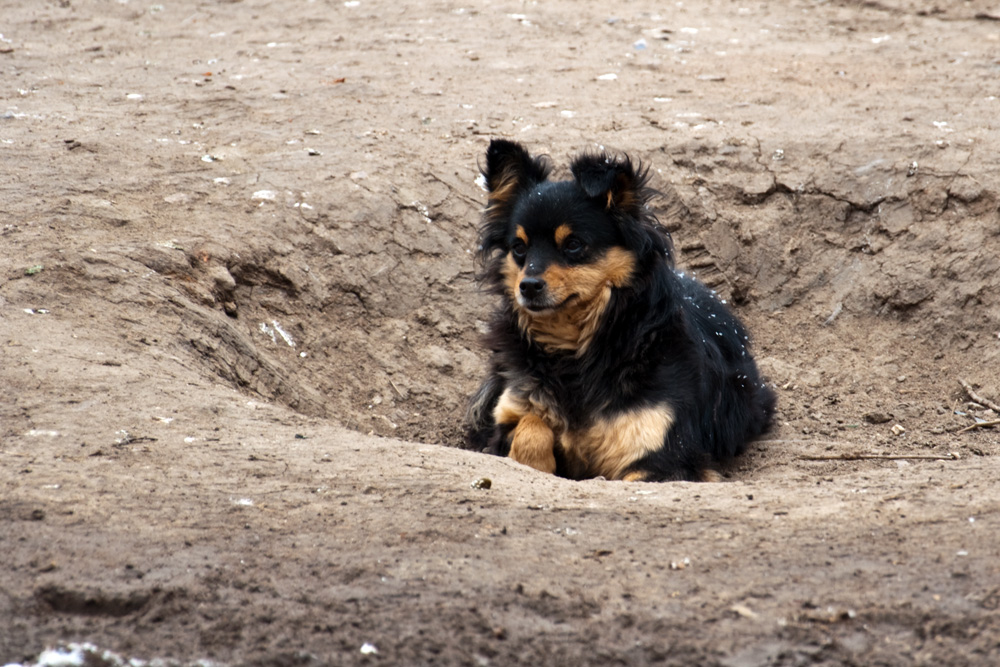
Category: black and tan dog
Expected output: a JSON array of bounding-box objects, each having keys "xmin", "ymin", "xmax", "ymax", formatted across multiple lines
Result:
[{"xmin": 466, "ymin": 139, "xmax": 776, "ymax": 482}]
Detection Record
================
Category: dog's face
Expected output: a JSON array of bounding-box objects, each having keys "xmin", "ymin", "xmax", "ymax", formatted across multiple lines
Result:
[
  {"xmin": 500, "ymin": 182, "xmax": 636, "ymax": 314},
  {"xmin": 476, "ymin": 140, "xmax": 668, "ymax": 351}
]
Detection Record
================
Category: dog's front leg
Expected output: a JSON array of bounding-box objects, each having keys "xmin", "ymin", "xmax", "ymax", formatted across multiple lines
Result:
[
  {"xmin": 493, "ymin": 388, "xmax": 557, "ymax": 474},
  {"xmin": 509, "ymin": 414, "xmax": 556, "ymax": 474}
]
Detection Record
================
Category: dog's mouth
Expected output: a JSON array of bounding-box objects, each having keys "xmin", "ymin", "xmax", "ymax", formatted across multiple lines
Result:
[{"xmin": 517, "ymin": 293, "xmax": 577, "ymax": 314}]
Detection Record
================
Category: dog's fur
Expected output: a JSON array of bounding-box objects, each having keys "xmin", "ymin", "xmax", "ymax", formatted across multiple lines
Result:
[{"xmin": 465, "ymin": 139, "xmax": 776, "ymax": 482}]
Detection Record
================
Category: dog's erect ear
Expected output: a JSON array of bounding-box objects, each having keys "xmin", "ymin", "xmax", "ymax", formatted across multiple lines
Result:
[
  {"xmin": 476, "ymin": 140, "xmax": 552, "ymax": 276},
  {"xmin": 483, "ymin": 139, "xmax": 551, "ymax": 206},
  {"xmin": 570, "ymin": 151, "xmax": 670, "ymax": 263},
  {"xmin": 570, "ymin": 152, "xmax": 650, "ymax": 218}
]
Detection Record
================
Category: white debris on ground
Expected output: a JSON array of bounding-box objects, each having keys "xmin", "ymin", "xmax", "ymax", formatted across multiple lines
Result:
[
  {"xmin": 1, "ymin": 642, "xmax": 222, "ymax": 667},
  {"xmin": 258, "ymin": 320, "xmax": 295, "ymax": 347}
]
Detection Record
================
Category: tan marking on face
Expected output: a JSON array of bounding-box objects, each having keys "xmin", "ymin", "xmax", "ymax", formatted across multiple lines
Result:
[
  {"xmin": 562, "ymin": 405, "xmax": 674, "ymax": 480},
  {"xmin": 509, "ymin": 247, "xmax": 636, "ymax": 354},
  {"xmin": 554, "ymin": 224, "xmax": 572, "ymax": 246},
  {"xmin": 502, "ymin": 253, "xmax": 522, "ymax": 307},
  {"xmin": 515, "ymin": 225, "xmax": 529, "ymax": 244}
]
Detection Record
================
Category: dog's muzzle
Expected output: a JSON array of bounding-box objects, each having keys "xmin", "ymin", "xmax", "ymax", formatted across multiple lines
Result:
[
  {"xmin": 517, "ymin": 277, "xmax": 554, "ymax": 311},
  {"xmin": 520, "ymin": 277, "xmax": 545, "ymax": 300},
  {"xmin": 518, "ymin": 277, "xmax": 575, "ymax": 312}
]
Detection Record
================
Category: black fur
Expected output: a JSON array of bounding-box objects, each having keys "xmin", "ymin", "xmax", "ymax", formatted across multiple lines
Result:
[{"xmin": 467, "ymin": 139, "xmax": 776, "ymax": 482}]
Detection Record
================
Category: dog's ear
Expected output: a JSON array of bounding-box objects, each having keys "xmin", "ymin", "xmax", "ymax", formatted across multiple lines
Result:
[
  {"xmin": 483, "ymin": 139, "xmax": 551, "ymax": 207},
  {"xmin": 476, "ymin": 140, "xmax": 552, "ymax": 278},
  {"xmin": 571, "ymin": 151, "xmax": 671, "ymax": 264},
  {"xmin": 570, "ymin": 152, "xmax": 650, "ymax": 218}
]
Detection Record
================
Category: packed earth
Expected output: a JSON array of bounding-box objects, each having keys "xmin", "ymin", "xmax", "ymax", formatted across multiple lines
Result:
[{"xmin": 2, "ymin": 0, "xmax": 1000, "ymax": 665}]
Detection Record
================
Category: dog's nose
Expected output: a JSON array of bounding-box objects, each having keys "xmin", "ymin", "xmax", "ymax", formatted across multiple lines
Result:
[{"xmin": 519, "ymin": 277, "xmax": 545, "ymax": 299}]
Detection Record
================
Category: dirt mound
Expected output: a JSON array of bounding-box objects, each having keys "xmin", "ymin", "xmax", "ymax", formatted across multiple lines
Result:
[{"xmin": 3, "ymin": 0, "xmax": 1000, "ymax": 665}]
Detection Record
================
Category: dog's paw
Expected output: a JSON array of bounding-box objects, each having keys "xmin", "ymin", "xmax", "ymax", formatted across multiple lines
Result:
[
  {"xmin": 508, "ymin": 414, "xmax": 557, "ymax": 474},
  {"xmin": 699, "ymin": 468, "xmax": 724, "ymax": 483},
  {"xmin": 509, "ymin": 446, "xmax": 557, "ymax": 475}
]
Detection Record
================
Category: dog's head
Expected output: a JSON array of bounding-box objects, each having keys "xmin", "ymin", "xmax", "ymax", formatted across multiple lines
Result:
[{"xmin": 476, "ymin": 140, "xmax": 670, "ymax": 348}]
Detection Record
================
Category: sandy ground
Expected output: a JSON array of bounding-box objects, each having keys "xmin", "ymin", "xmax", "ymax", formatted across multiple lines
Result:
[{"xmin": 2, "ymin": 0, "xmax": 1000, "ymax": 664}]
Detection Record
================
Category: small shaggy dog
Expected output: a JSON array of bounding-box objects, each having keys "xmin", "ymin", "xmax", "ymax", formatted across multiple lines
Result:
[{"xmin": 466, "ymin": 139, "xmax": 776, "ymax": 482}]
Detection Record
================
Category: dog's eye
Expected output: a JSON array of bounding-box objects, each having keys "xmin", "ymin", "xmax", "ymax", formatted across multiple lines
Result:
[
  {"xmin": 563, "ymin": 237, "xmax": 585, "ymax": 257},
  {"xmin": 511, "ymin": 240, "xmax": 528, "ymax": 260}
]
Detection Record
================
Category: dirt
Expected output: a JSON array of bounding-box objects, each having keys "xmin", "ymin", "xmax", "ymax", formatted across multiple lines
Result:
[{"xmin": 2, "ymin": 0, "xmax": 1000, "ymax": 664}]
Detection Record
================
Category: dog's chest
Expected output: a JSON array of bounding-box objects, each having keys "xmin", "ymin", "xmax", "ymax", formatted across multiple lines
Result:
[{"xmin": 526, "ymin": 351, "xmax": 640, "ymax": 424}]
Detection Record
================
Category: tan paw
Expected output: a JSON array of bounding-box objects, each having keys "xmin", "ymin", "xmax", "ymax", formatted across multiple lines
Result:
[
  {"xmin": 700, "ymin": 468, "xmax": 724, "ymax": 483},
  {"xmin": 509, "ymin": 414, "xmax": 556, "ymax": 474}
]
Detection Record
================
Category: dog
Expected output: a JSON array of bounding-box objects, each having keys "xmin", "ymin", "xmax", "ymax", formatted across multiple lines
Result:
[{"xmin": 465, "ymin": 139, "xmax": 776, "ymax": 482}]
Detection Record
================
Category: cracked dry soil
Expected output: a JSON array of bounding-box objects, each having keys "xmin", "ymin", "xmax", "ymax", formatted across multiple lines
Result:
[{"xmin": 2, "ymin": 0, "xmax": 1000, "ymax": 665}]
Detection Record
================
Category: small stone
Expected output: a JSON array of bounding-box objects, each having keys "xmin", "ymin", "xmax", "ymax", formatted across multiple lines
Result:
[
  {"xmin": 730, "ymin": 603, "xmax": 758, "ymax": 619},
  {"xmin": 863, "ymin": 411, "xmax": 893, "ymax": 425}
]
